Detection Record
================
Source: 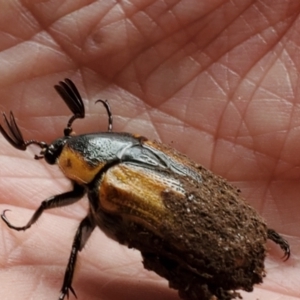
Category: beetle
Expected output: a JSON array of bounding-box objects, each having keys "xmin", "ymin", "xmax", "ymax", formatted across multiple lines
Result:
[{"xmin": 0, "ymin": 79, "xmax": 290, "ymax": 300}]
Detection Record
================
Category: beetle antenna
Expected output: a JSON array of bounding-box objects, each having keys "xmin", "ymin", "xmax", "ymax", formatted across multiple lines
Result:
[
  {"xmin": 0, "ymin": 112, "xmax": 26, "ymax": 150},
  {"xmin": 54, "ymin": 78, "xmax": 85, "ymax": 136},
  {"xmin": 95, "ymin": 99, "xmax": 113, "ymax": 132},
  {"xmin": 0, "ymin": 112, "xmax": 47, "ymax": 154}
]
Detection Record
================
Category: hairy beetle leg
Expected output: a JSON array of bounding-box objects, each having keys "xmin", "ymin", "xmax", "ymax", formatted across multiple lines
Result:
[
  {"xmin": 59, "ymin": 215, "xmax": 95, "ymax": 300},
  {"xmin": 267, "ymin": 228, "xmax": 290, "ymax": 261},
  {"xmin": 1, "ymin": 183, "xmax": 85, "ymax": 231}
]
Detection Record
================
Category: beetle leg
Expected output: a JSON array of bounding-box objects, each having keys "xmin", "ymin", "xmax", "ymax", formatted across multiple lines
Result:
[
  {"xmin": 267, "ymin": 228, "xmax": 290, "ymax": 261},
  {"xmin": 1, "ymin": 183, "xmax": 85, "ymax": 231},
  {"xmin": 59, "ymin": 214, "xmax": 95, "ymax": 300}
]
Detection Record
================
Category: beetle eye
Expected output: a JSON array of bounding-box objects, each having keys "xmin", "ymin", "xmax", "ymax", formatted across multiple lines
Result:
[
  {"xmin": 43, "ymin": 139, "xmax": 66, "ymax": 165},
  {"xmin": 44, "ymin": 147, "xmax": 57, "ymax": 165}
]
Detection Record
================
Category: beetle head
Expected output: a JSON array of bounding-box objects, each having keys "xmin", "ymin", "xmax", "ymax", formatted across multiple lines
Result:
[
  {"xmin": 0, "ymin": 79, "xmax": 84, "ymax": 164},
  {"xmin": 0, "ymin": 79, "xmax": 113, "ymax": 164},
  {"xmin": 0, "ymin": 111, "xmax": 71, "ymax": 165}
]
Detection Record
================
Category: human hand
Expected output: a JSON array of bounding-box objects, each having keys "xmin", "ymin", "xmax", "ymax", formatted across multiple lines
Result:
[{"xmin": 0, "ymin": 1, "xmax": 299, "ymax": 300}]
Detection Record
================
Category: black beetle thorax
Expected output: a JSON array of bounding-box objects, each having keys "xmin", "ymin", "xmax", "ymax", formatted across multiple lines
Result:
[
  {"xmin": 65, "ymin": 132, "xmax": 140, "ymax": 166},
  {"xmin": 56, "ymin": 133, "xmax": 141, "ymax": 185}
]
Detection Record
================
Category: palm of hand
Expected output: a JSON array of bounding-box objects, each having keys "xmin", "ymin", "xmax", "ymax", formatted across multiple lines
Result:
[{"xmin": 0, "ymin": 2, "xmax": 299, "ymax": 300}]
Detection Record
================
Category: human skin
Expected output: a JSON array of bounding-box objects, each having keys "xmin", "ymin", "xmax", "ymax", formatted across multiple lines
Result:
[{"xmin": 0, "ymin": 1, "xmax": 299, "ymax": 300}]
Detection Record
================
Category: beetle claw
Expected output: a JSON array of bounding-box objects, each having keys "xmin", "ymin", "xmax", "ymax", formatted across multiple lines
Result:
[
  {"xmin": 59, "ymin": 285, "xmax": 77, "ymax": 300},
  {"xmin": 70, "ymin": 286, "xmax": 77, "ymax": 298},
  {"xmin": 281, "ymin": 242, "xmax": 291, "ymax": 261},
  {"xmin": 267, "ymin": 228, "xmax": 290, "ymax": 261},
  {"xmin": 1, "ymin": 209, "xmax": 13, "ymax": 228},
  {"xmin": 1, "ymin": 209, "xmax": 30, "ymax": 231}
]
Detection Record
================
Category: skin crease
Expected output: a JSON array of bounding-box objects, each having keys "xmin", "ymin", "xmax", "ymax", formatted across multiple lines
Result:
[{"xmin": 0, "ymin": 0, "xmax": 299, "ymax": 299}]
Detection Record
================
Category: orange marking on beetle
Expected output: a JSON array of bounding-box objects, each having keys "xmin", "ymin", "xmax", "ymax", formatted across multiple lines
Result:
[
  {"xmin": 58, "ymin": 145, "xmax": 104, "ymax": 184},
  {"xmin": 99, "ymin": 164, "xmax": 183, "ymax": 228}
]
